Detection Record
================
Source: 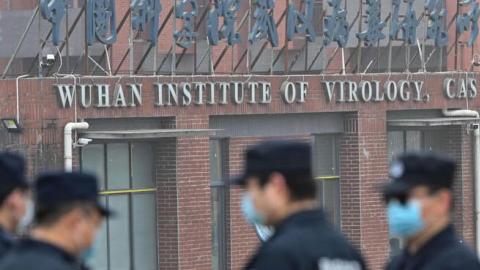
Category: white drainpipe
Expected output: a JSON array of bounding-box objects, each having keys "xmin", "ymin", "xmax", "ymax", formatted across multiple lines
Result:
[
  {"xmin": 16, "ymin": 74, "xmax": 29, "ymax": 124},
  {"xmin": 442, "ymin": 108, "xmax": 480, "ymax": 118},
  {"xmin": 474, "ymin": 127, "xmax": 480, "ymax": 256},
  {"xmin": 442, "ymin": 109, "xmax": 480, "ymax": 254},
  {"xmin": 64, "ymin": 122, "xmax": 89, "ymax": 172}
]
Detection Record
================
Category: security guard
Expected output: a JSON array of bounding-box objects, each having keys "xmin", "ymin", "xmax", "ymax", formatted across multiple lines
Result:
[
  {"xmin": 0, "ymin": 152, "xmax": 30, "ymax": 258},
  {"xmin": 384, "ymin": 152, "xmax": 480, "ymax": 270},
  {"xmin": 232, "ymin": 141, "xmax": 366, "ymax": 270},
  {"xmin": 0, "ymin": 172, "xmax": 111, "ymax": 270}
]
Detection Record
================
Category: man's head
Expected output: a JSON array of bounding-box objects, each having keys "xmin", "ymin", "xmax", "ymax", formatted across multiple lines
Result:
[
  {"xmin": 0, "ymin": 152, "xmax": 29, "ymax": 233},
  {"xmin": 383, "ymin": 152, "xmax": 456, "ymax": 240},
  {"xmin": 232, "ymin": 141, "xmax": 316, "ymax": 226},
  {"xmin": 33, "ymin": 172, "xmax": 110, "ymax": 256}
]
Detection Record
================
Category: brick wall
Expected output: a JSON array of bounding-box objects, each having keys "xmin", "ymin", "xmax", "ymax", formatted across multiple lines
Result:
[
  {"xmin": 155, "ymin": 138, "xmax": 179, "ymax": 270},
  {"xmin": 176, "ymin": 115, "xmax": 213, "ymax": 270},
  {"xmin": 0, "ymin": 73, "xmax": 477, "ymax": 269},
  {"xmin": 340, "ymin": 110, "xmax": 390, "ymax": 270},
  {"xmin": 441, "ymin": 125, "xmax": 476, "ymax": 249}
]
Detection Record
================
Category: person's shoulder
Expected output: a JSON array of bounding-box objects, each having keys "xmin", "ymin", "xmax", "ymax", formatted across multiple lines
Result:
[
  {"xmin": 267, "ymin": 223, "xmax": 365, "ymax": 265},
  {"xmin": 433, "ymin": 243, "xmax": 480, "ymax": 269},
  {"xmin": 0, "ymin": 248, "xmax": 71, "ymax": 270}
]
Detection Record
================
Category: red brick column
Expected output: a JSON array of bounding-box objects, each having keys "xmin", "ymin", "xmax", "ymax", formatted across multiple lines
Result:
[
  {"xmin": 176, "ymin": 115, "xmax": 212, "ymax": 270},
  {"xmin": 459, "ymin": 126, "xmax": 476, "ymax": 249},
  {"xmin": 443, "ymin": 125, "xmax": 475, "ymax": 249},
  {"xmin": 340, "ymin": 110, "xmax": 389, "ymax": 270},
  {"xmin": 155, "ymin": 138, "xmax": 180, "ymax": 270}
]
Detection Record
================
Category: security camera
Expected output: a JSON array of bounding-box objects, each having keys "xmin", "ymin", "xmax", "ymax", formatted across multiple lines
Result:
[
  {"xmin": 41, "ymin": 54, "xmax": 55, "ymax": 67},
  {"xmin": 73, "ymin": 138, "xmax": 92, "ymax": 148},
  {"xmin": 46, "ymin": 54, "xmax": 55, "ymax": 63}
]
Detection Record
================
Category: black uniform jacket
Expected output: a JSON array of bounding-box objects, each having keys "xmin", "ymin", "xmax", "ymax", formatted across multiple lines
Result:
[
  {"xmin": 0, "ymin": 226, "xmax": 13, "ymax": 259},
  {"xmin": 386, "ymin": 225, "xmax": 480, "ymax": 270},
  {"xmin": 0, "ymin": 238, "xmax": 88, "ymax": 270},
  {"xmin": 244, "ymin": 209, "xmax": 366, "ymax": 270}
]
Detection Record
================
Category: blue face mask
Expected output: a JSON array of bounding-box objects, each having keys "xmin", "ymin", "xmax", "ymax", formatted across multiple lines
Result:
[
  {"xmin": 241, "ymin": 193, "xmax": 265, "ymax": 225},
  {"xmin": 80, "ymin": 234, "xmax": 100, "ymax": 263},
  {"xmin": 387, "ymin": 200, "xmax": 425, "ymax": 237}
]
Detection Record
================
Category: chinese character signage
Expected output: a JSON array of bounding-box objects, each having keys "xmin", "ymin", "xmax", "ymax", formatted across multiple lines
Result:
[
  {"xmin": 356, "ymin": 0, "xmax": 385, "ymax": 47},
  {"xmin": 86, "ymin": 0, "xmax": 118, "ymax": 45},
  {"xmin": 390, "ymin": 0, "xmax": 420, "ymax": 44},
  {"xmin": 323, "ymin": 0, "xmax": 349, "ymax": 47},
  {"xmin": 131, "ymin": 0, "xmax": 162, "ymax": 46},
  {"xmin": 457, "ymin": 0, "xmax": 479, "ymax": 47},
  {"xmin": 207, "ymin": 0, "xmax": 241, "ymax": 45},
  {"xmin": 40, "ymin": 0, "xmax": 66, "ymax": 46},
  {"xmin": 248, "ymin": 0, "xmax": 279, "ymax": 47},
  {"xmin": 38, "ymin": 0, "xmax": 480, "ymax": 50},
  {"xmin": 425, "ymin": 0, "xmax": 448, "ymax": 47},
  {"xmin": 287, "ymin": 0, "xmax": 316, "ymax": 42},
  {"xmin": 174, "ymin": 0, "xmax": 197, "ymax": 48}
]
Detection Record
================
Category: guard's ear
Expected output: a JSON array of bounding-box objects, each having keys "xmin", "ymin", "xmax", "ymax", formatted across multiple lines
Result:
[
  {"xmin": 267, "ymin": 172, "xmax": 289, "ymax": 198},
  {"xmin": 3, "ymin": 189, "xmax": 24, "ymax": 211},
  {"xmin": 61, "ymin": 207, "xmax": 85, "ymax": 228},
  {"xmin": 437, "ymin": 189, "xmax": 452, "ymax": 214}
]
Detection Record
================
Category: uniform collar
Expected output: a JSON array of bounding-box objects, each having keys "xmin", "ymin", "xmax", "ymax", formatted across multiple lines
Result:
[
  {"xmin": 19, "ymin": 238, "xmax": 78, "ymax": 264},
  {"xmin": 274, "ymin": 208, "xmax": 326, "ymax": 233},
  {"xmin": 406, "ymin": 224, "xmax": 456, "ymax": 257}
]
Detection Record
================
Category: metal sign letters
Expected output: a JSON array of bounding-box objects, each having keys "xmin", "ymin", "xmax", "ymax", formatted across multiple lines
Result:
[
  {"xmin": 248, "ymin": 0, "xmax": 279, "ymax": 47},
  {"xmin": 131, "ymin": 0, "xmax": 162, "ymax": 46},
  {"xmin": 390, "ymin": 0, "xmax": 419, "ymax": 44},
  {"xmin": 457, "ymin": 0, "xmax": 480, "ymax": 47},
  {"xmin": 207, "ymin": 0, "xmax": 241, "ymax": 45},
  {"xmin": 37, "ymin": 0, "xmax": 480, "ymax": 51},
  {"xmin": 425, "ymin": 0, "xmax": 448, "ymax": 47},
  {"xmin": 357, "ymin": 0, "xmax": 386, "ymax": 47},
  {"xmin": 286, "ymin": 0, "xmax": 316, "ymax": 42},
  {"xmin": 86, "ymin": 0, "xmax": 118, "ymax": 45},
  {"xmin": 323, "ymin": 0, "xmax": 349, "ymax": 47},
  {"xmin": 40, "ymin": 0, "xmax": 66, "ymax": 46},
  {"xmin": 174, "ymin": 0, "xmax": 198, "ymax": 48}
]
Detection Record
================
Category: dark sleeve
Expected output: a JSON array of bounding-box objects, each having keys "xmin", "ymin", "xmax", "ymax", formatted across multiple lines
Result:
[
  {"xmin": 440, "ymin": 255, "xmax": 480, "ymax": 270},
  {"xmin": 251, "ymin": 248, "xmax": 296, "ymax": 270}
]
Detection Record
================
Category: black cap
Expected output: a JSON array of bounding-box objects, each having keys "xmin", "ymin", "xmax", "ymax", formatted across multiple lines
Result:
[
  {"xmin": 383, "ymin": 152, "xmax": 456, "ymax": 201},
  {"xmin": 35, "ymin": 172, "xmax": 111, "ymax": 217},
  {"xmin": 0, "ymin": 152, "xmax": 28, "ymax": 199},
  {"xmin": 230, "ymin": 141, "xmax": 312, "ymax": 186}
]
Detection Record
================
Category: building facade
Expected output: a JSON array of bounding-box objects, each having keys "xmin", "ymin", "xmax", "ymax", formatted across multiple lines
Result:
[{"xmin": 0, "ymin": 1, "xmax": 479, "ymax": 270}]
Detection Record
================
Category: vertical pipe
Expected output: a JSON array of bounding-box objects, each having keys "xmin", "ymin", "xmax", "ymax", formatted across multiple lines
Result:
[
  {"xmin": 356, "ymin": 0, "xmax": 363, "ymax": 73},
  {"xmin": 16, "ymin": 75, "xmax": 29, "ymax": 124},
  {"xmin": 64, "ymin": 122, "xmax": 89, "ymax": 172},
  {"xmin": 65, "ymin": 1, "xmax": 70, "ymax": 73},
  {"xmin": 474, "ymin": 127, "xmax": 480, "ymax": 256},
  {"xmin": 172, "ymin": 0, "xmax": 177, "ymax": 75}
]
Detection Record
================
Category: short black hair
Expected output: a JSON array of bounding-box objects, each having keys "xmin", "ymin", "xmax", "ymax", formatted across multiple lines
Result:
[
  {"xmin": 255, "ymin": 170, "xmax": 317, "ymax": 201},
  {"xmin": 34, "ymin": 201, "xmax": 98, "ymax": 227}
]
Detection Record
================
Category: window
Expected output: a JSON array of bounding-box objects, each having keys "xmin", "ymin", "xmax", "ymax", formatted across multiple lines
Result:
[
  {"xmin": 81, "ymin": 142, "xmax": 158, "ymax": 270},
  {"xmin": 313, "ymin": 135, "xmax": 340, "ymax": 228},
  {"xmin": 210, "ymin": 139, "xmax": 229, "ymax": 270}
]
